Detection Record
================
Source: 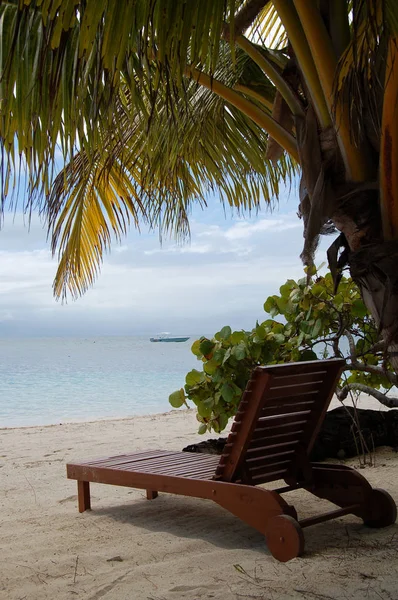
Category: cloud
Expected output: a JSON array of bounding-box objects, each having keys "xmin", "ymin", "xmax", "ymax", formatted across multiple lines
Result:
[
  {"xmin": 0, "ymin": 212, "xmax": 49, "ymax": 251},
  {"xmin": 224, "ymin": 216, "xmax": 301, "ymax": 240},
  {"xmin": 0, "ymin": 198, "xmax": 332, "ymax": 337},
  {"xmin": 0, "ymin": 310, "xmax": 13, "ymax": 322},
  {"xmin": 144, "ymin": 242, "xmax": 212, "ymax": 256}
]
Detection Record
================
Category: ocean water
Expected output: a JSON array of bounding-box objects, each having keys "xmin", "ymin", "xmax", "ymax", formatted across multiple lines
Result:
[{"xmin": 0, "ymin": 336, "xmax": 200, "ymax": 428}]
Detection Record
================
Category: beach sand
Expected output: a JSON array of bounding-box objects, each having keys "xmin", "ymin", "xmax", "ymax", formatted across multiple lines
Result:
[{"xmin": 1, "ymin": 406, "xmax": 398, "ymax": 600}]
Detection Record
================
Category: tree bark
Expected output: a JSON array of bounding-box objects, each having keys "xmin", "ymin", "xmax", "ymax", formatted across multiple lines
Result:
[
  {"xmin": 349, "ymin": 246, "xmax": 398, "ymax": 373},
  {"xmin": 332, "ymin": 197, "xmax": 398, "ymax": 372}
]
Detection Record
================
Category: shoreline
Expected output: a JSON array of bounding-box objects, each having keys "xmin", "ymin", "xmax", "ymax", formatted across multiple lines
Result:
[
  {"xmin": 1, "ymin": 390, "xmax": 391, "ymax": 431},
  {"xmin": 1, "ymin": 407, "xmax": 397, "ymax": 599},
  {"xmin": 0, "ymin": 407, "xmax": 185, "ymax": 432}
]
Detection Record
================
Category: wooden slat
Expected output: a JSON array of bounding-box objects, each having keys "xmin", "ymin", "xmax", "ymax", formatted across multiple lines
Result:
[
  {"xmin": 246, "ymin": 448, "xmax": 297, "ymax": 467},
  {"xmin": 248, "ymin": 430, "xmax": 304, "ymax": 450},
  {"xmin": 256, "ymin": 360, "xmax": 335, "ymax": 376},
  {"xmin": 111, "ymin": 461, "xmax": 218, "ymax": 479},
  {"xmin": 113, "ymin": 461, "xmax": 215, "ymax": 475},
  {"xmin": 271, "ymin": 372, "xmax": 326, "ymax": 386},
  {"xmin": 254, "ymin": 413, "xmax": 311, "ymax": 430},
  {"xmin": 87, "ymin": 450, "xmax": 170, "ymax": 467},
  {"xmin": 88, "ymin": 452, "xmax": 219, "ymax": 474},
  {"xmin": 266, "ymin": 383, "xmax": 321, "ymax": 400},
  {"xmin": 245, "ymin": 450, "xmax": 295, "ymax": 467},
  {"xmin": 260, "ymin": 394, "xmax": 318, "ymax": 407},
  {"xmin": 246, "ymin": 440, "xmax": 299, "ymax": 459},
  {"xmin": 260, "ymin": 401, "xmax": 315, "ymax": 418},
  {"xmin": 248, "ymin": 458, "xmax": 292, "ymax": 473},
  {"xmin": 151, "ymin": 467, "xmax": 216, "ymax": 479},
  {"xmin": 111, "ymin": 454, "xmax": 216, "ymax": 471},
  {"xmin": 257, "ymin": 411, "xmax": 312, "ymax": 426},
  {"xmin": 128, "ymin": 454, "xmax": 214, "ymax": 468},
  {"xmin": 250, "ymin": 420, "xmax": 308, "ymax": 440}
]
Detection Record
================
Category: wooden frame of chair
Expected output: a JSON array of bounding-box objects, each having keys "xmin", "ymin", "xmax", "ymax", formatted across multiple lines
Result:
[{"xmin": 67, "ymin": 359, "xmax": 397, "ymax": 562}]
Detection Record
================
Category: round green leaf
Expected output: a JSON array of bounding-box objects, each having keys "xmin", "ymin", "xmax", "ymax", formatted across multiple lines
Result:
[
  {"xmin": 219, "ymin": 325, "xmax": 232, "ymax": 340},
  {"xmin": 312, "ymin": 318, "xmax": 322, "ymax": 338},
  {"xmin": 231, "ymin": 330, "xmax": 246, "ymax": 344},
  {"xmin": 197, "ymin": 398, "xmax": 214, "ymax": 418},
  {"xmin": 169, "ymin": 388, "xmax": 186, "ymax": 408},
  {"xmin": 204, "ymin": 359, "xmax": 219, "ymax": 375},
  {"xmin": 185, "ymin": 369, "xmax": 205, "ymax": 386},
  {"xmin": 220, "ymin": 382, "xmax": 235, "ymax": 403},
  {"xmin": 199, "ymin": 338, "xmax": 215, "ymax": 357},
  {"xmin": 351, "ymin": 299, "xmax": 368, "ymax": 318},
  {"xmin": 299, "ymin": 349, "xmax": 318, "ymax": 361},
  {"xmin": 222, "ymin": 347, "xmax": 232, "ymax": 364},
  {"xmin": 191, "ymin": 339, "xmax": 202, "ymax": 356},
  {"xmin": 264, "ymin": 296, "xmax": 276, "ymax": 313},
  {"xmin": 255, "ymin": 325, "xmax": 266, "ymax": 340},
  {"xmin": 213, "ymin": 348, "xmax": 226, "ymax": 364},
  {"xmin": 231, "ymin": 343, "xmax": 246, "ymax": 360}
]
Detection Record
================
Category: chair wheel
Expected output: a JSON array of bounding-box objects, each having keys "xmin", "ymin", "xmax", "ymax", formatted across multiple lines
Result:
[
  {"xmin": 363, "ymin": 488, "xmax": 397, "ymax": 528},
  {"xmin": 265, "ymin": 515, "xmax": 304, "ymax": 562}
]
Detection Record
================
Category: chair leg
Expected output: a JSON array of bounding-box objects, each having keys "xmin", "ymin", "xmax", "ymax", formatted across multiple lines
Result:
[
  {"xmin": 77, "ymin": 481, "xmax": 91, "ymax": 512},
  {"xmin": 305, "ymin": 464, "xmax": 373, "ymax": 520},
  {"xmin": 146, "ymin": 490, "xmax": 158, "ymax": 500},
  {"xmin": 363, "ymin": 488, "xmax": 397, "ymax": 527},
  {"xmin": 307, "ymin": 468, "xmax": 396, "ymax": 528}
]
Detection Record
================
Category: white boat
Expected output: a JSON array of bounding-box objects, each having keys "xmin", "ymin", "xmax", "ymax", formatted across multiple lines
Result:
[{"xmin": 150, "ymin": 333, "xmax": 190, "ymax": 343}]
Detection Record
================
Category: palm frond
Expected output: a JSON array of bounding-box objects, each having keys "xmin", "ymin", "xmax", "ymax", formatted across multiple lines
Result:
[
  {"xmin": 335, "ymin": 0, "xmax": 398, "ymax": 146},
  {"xmin": 49, "ymin": 78, "xmax": 297, "ymax": 299},
  {"xmin": 0, "ymin": 1, "xmax": 246, "ymax": 198},
  {"xmin": 247, "ymin": 1, "xmax": 288, "ymax": 49}
]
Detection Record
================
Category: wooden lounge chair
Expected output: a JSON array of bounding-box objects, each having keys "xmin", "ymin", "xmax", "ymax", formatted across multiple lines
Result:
[{"xmin": 67, "ymin": 359, "xmax": 397, "ymax": 562}]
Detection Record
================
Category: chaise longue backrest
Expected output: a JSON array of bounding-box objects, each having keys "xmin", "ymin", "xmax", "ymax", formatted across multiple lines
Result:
[{"xmin": 214, "ymin": 358, "xmax": 345, "ymax": 484}]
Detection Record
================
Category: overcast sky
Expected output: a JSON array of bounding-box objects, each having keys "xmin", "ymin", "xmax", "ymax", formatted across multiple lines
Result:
[{"xmin": 0, "ymin": 187, "xmax": 333, "ymax": 337}]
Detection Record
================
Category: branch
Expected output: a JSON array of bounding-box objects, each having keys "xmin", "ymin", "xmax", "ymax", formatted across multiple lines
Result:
[
  {"xmin": 368, "ymin": 339, "xmax": 386, "ymax": 354},
  {"xmin": 345, "ymin": 329, "xmax": 357, "ymax": 357},
  {"xmin": 345, "ymin": 361, "xmax": 398, "ymax": 385},
  {"xmin": 336, "ymin": 383, "xmax": 398, "ymax": 408},
  {"xmin": 344, "ymin": 330, "xmax": 398, "ymax": 385}
]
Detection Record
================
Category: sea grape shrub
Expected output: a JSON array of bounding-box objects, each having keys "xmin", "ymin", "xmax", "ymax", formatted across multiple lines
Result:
[
  {"xmin": 169, "ymin": 269, "xmax": 394, "ymax": 434},
  {"xmin": 169, "ymin": 322, "xmax": 295, "ymax": 433}
]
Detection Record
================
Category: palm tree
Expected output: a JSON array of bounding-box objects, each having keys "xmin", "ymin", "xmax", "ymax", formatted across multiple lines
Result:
[{"xmin": 1, "ymin": 0, "xmax": 397, "ymax": 364}]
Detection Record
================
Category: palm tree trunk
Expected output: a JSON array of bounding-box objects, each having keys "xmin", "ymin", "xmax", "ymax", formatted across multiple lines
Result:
[
  {"xmin": 350, "ymin": 255, "xmax": 398, "ymax": 373},
  {"xmin": 332, "ymin": 207, "xmax": 398, "ymax": 372}
]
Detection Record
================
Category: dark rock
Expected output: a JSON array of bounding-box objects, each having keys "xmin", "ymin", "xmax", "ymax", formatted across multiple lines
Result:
[
  {"xmin": 183, "ymin": 437, "xmax": 228, "ymax": 455},
  {"xmin": 182, "ymin": 407, "xmax": 398, "ymax": 461},
  {"xmin": 310, "ymin": 406, "xmax": 398, "ymax": 461}
]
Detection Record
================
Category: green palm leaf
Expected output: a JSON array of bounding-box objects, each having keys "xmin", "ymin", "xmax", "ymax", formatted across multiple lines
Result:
[{"xmin": 48, "ymin": 79, "xmax": 296, "ymax": 298}]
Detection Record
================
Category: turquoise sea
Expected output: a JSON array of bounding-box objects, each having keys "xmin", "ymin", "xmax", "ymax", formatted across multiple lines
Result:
[{"xmin": 0, "ymin": 336, "xmax": 200, "ymax": 428}]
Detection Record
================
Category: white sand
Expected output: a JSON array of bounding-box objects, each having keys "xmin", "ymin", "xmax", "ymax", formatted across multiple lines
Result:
[{"xmin": 1, "ymin": 406, "xmax": 398, "ymax": 600}]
